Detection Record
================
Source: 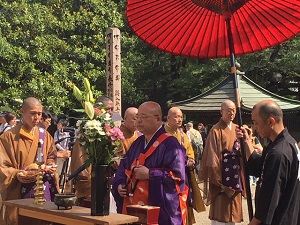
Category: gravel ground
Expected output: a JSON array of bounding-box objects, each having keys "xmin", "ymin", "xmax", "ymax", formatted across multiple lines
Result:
[{"xmin": 194, "ymin": 184, "xmax": 256, "ymax": 225}]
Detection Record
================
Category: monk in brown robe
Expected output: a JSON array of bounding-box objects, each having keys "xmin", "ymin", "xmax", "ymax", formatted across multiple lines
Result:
[
  {"xmin": 199, "ymin": 100, "xmax": 246, "ymax": 225},
  {"xmin": 0, "ymin": 97, "xmax": 57, "ymax": 225}
]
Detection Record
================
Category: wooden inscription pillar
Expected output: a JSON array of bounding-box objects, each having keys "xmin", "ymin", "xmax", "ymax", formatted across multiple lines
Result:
[{"xmin": 106, "ymin": 27, "xmax": 121, "ymax": 114}]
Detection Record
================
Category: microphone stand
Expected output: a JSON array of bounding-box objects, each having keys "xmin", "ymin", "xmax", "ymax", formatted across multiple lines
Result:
[
  {"xmin": 60, "ymin": 158, "xmax": 70, "ymax": 193},
  {"xmin": 56, "ymin": 136, "xmax": 71, "ymax": 192},
  {"xmin": 58, "ymin": 131, "xmax": 76, "ymax": 193},
  {"xmin": 55, "ymin": 137, "xmax": 69, "ymax": 145}
]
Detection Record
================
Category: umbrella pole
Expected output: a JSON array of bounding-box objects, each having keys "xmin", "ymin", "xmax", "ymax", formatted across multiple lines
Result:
[{"xmin": 225, "ymin": 16, "xmax": 254, "ymax": 221}]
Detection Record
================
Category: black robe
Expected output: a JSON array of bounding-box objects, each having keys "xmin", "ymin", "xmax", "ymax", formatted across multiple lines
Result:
[{"xmin": 247, "ymin": 129, "xmax": 300, "ymax": 225}]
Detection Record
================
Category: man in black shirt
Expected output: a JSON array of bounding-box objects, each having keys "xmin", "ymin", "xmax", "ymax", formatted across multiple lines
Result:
[{"xmin": 237, "ymin": 100, "xmax": 300, "ymax": 225}]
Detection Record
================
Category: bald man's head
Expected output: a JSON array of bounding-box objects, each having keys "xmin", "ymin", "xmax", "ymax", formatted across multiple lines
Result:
[
  {"xmin": 221, "ymin": 100, "xmax": 236, "ymax": 110},
  {"xmin": 137, "ymin": 101, "xmax": 162, "ymax": 137},
  {"xmin": 167, "ymin": 107, "xmax": 183, "ymax": 130},
  {"xmin": 95, "ymin": 96, "xmax": 114, "ymax": 116},
  {"xmin": 21, "ymin": 97, "xmax": 43, "ymax": 129},
  {"xmin": 22, "ymin": 97, "xmax": 42, "ymax": 110},
  {"xmin": 252, "ymin": 100, "xmax": 284, "ymax": 141},
  {"xmin": 167, "ymin": 107, "xmax": 182, "ymax": 117},
  {"xmin": 124, "ymin": 107, "xmax": 138, "ymax": 133},
  {"xmin": 124, "ymin": 107, "xmax": 138, "ymax": 118},
  {"xmin": 139, "ymin": 101, "xmax": 162, "ymax": 118},
  {"xmin": 220, "ymin": 100, "xmax": 236, "ymax": 125},
  {"xmin": 253, "ymin": 100, "xmax": 283, "ymax": 123}
]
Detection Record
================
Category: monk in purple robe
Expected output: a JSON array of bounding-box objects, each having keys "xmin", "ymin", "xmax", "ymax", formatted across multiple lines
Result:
[{"xmin": 112, "ymin": 101, "xmax": 187, "ymax": 225}]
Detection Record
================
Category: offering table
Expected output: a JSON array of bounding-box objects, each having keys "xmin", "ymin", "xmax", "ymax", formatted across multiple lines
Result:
[{"xmin": 4, "ymin": 199, "xmax": 139, "ymax": 225}]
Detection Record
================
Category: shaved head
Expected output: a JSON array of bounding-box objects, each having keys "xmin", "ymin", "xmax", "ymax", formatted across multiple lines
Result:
[
  {"xmin": 124, "ymin": 107, "xmax": 138, "ymax": 118},
  {"xmin": 221, "ymin": 100, "xmax": 236, "ymax": 110},
  {"xmin": 95, "ymin": 96, "xmax": 114, "ymax": 116},
  {"xmin": 220, "ymin": 100, "xmax": 236, "ymax": 125},
  {"xmin": 168, "ymin": 107, "xmax": 182, "ymax": 116},
  {"xmin": 96, "ymin": 96, "xmax": 113, "ymax": 105},
  {"xmin": 137, "ymin": 101, "xmax": 162, "ymax": 138},
  {"xmin": 252, "ymin": 100, "xmax": 284, "ymax": 141},
  {"xmin": 253, "ymin": 100, "xmax": 283, "ymax": 123},
  {"xmin": 124, "ymin": 107, "xmax": 138, "ymax": 133},
  {"xmin": 167, "ymin": 107, "xmax": 183, "ymax": 130},
  {"xmin": 139, "ymin": 101, "xmax": 162, "ymax": 118},
  {"xmin": 22, "ymin": 97, "xmax": 42, "ymax": 110},
  {"xmin": 21, "ymin": 97, "xmax": 43, "ymax": 129}
]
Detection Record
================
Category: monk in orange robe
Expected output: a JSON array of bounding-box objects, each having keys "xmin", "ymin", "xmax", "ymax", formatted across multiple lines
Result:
[{"xmin": 0, "ymin": 97, "xmax": 57, "ymax": 225}]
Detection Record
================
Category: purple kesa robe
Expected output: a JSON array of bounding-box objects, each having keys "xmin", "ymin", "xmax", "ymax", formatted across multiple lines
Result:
[
  {"xmin": 20, "ymin": 173, "xmax": 57, "ymax": 201},
  {"xmin": 112, "ymin": 126, "xmax": 186, "ymax": 225},
  {"xmin": 221, "ymin": 140, "xmax": 243, "ymax": 192}
]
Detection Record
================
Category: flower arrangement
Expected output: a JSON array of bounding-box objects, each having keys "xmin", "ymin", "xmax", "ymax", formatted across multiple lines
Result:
[{"xmin": 71, "ymin": 78, "xmax": 124, "ymax": 165}]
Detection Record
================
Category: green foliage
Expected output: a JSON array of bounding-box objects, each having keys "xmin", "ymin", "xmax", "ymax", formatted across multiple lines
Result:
[{"xmin": 0, "ymin": 0, "xmax": 124, "ymax": 114}]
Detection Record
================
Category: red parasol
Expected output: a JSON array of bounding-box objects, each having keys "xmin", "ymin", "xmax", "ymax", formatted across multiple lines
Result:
[
  {"xmin": 126, "ymin": 0, "xmax": 300, "ymax": 58},
  {"xmin": 126, "ymin": 0, "xmax": 300, "ymax": 221}
]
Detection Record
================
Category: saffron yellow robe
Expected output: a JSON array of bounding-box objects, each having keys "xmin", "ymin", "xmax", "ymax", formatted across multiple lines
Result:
[{"xmin": 119, "ymin": 124, "xmax": 139, "ymax": 155}]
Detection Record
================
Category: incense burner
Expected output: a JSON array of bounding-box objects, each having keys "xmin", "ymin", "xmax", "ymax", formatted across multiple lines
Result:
[{"xmin": 54, "ymin": 193, "xmax": 77, "ymax": 210}]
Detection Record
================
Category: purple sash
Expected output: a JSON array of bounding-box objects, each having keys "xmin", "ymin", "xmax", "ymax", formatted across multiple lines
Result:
[{"xmin": 20, "ymin": 127, "xmax": 58, "ymax": 201}]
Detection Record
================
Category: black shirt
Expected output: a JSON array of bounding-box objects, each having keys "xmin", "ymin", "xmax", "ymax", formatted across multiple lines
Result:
[{"xmin": 247, "ymin": 129, "xmax": 300, "ymax": 225}]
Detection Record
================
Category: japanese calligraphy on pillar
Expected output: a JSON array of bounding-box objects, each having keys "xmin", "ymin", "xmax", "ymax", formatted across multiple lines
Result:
[{"xmin": 106, "ymin": 27, "xmax": 121, "ymax": 114}]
